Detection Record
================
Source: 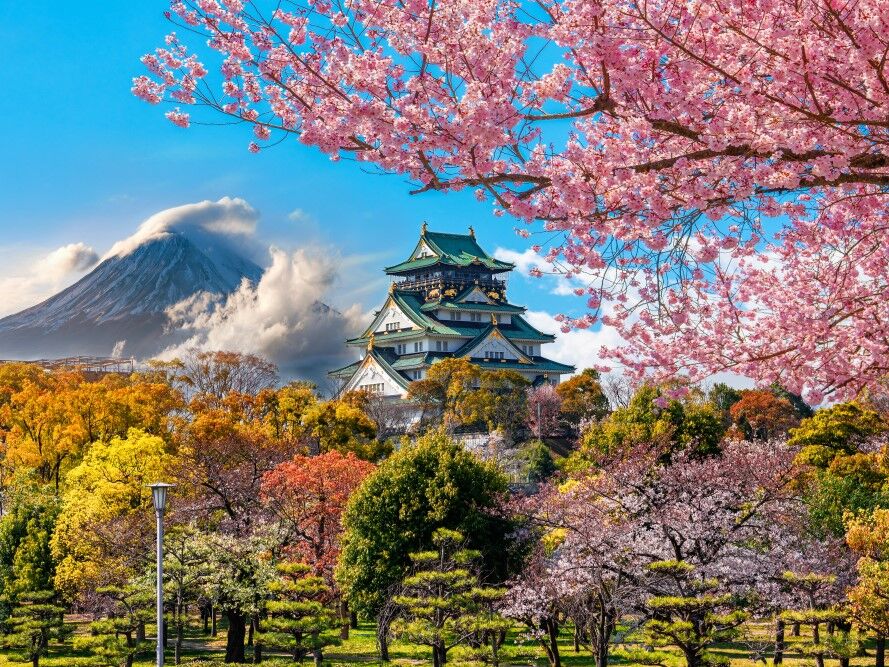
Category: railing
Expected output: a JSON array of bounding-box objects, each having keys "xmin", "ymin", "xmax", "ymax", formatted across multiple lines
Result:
[{"xmin": 395, "ymin": 275, "xmax": 507, "ymax": 295}]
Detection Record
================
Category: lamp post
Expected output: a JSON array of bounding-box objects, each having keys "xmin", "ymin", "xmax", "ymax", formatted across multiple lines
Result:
[{"xmin": 148, "ymin": 482, "xmax": 174, "ymax": 667}]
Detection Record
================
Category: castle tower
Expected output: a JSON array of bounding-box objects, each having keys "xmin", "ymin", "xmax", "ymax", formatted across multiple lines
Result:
[{"xmin": 329, "ymin": 225, "xmax": 574, "ymax": 397}]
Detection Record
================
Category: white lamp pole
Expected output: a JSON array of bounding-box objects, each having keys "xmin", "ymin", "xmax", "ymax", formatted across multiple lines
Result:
[{"xmin": 148, "ymin": 483, "xmax": 174, "ymax": 667}]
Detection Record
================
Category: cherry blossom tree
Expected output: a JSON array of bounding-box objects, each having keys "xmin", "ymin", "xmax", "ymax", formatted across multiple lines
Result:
[
  {"xmin": 136, "ymin": 0, "xmax": 889, "ymax": 401},
  {"xmin": 507, "ymin": 437, "xmax": 809, "ymax": 667}
]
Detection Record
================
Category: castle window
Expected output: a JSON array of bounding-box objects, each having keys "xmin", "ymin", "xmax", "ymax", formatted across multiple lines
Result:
[
  {"xmin": 385, "ymin": 322, "xmax": 400, "ymax": 332},
  {"xmin": 413, "ymin": 341, "xmax": 424, "ymax": 353},
  {"xmin": 360, "ymin": 383, "xmax": 384, "ymax": 393},
  {"xmin": 470, "ymin": 312, "xmax": 482, "ymax": 322}
]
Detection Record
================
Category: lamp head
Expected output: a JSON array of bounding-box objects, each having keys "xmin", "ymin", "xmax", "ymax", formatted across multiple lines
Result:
[{"xmin": 148, "ymin": 482, "xmax": 175, "ymax": 513}]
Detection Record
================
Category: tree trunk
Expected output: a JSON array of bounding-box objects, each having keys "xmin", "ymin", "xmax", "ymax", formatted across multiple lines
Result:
[
  {"xmin": 541, "ymin": 617, "xmax": 562, "ymax": 667},
  {"xmin": 247, "ymin": 617, "xmax": 254, "ymax": 646},
  {"xmin": 212, "ymin": 606, "xmax": 217, "ymax": 637},
  {"xmin": 377, "ymin": 610, "xmax": 392, "ymax": 662},
  {"xmin": 32, "ymin": 656, "xmax": 39, "ymax": 667},
  {"xmin": 163, "ymin": 620, "xmax": 169, "ymax": 648},
  {"xmin": 313, "ymin": 648, "xmax": 323, "ymax": 667},
  {"xmin": 792, "ymin": 622, "xmax": 801, "ymax": 636},
  {"xmin": 350, "ymin": 610, "xmax": 358, "ymax": 629},
  {"xmin": 774, "ymin": 618, "xmax": 785, "ymax": 665},
  {"xmin": 340, "ymin": 599, "xmax": 350, "ymax": 640},
  {"xmin": 137, "ymin": 621, "xmax": 146, "ymax": 642},
  {"xmin": 813, "ymin": 623, "xmax": 825, "ymax": 667},
  {"xmin": 252, "ymin": 616, "xmax": 262, "ymax": 663},
  {"xmin": 877, "ymin": 636, "xmax": 886, "ymax": 667},
  {"xmin": 225, "ymin": 611, "xmax": 247, "ymax": 663},
  {"xmin": 175, "ymin": 619, "xmax": 183, "ymax": 665}
]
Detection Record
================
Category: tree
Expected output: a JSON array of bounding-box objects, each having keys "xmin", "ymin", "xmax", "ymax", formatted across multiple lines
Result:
[
  {"xmin": 846, "ymin": 508, "xmax": 889, "ymax": 665},
  {"xmin": 201, "ymin": 532, "xmax": 275, "ymax": 664},
  {"xmin": 578, "ymin": 385, "xmax": 724, "ymax": 461},
  {"xmin": 407, "ymin": 358, "xmax": 481, "ymax": 429},
  {"xmin": 779, "ymin": 572, "xmax": 850, "ymax": 667},
  {"xmin": 2, "ymin": 590, "xmax": 68, "ymax": 667},
  {"xmin": 177, "ymin": 350, "xmax": 278, "ymax": 404},
  {"xmin": 0, "ymin": 490, "xmax": 59, "ymax": 625},
  {"xmin": 729, "ymin": 390, "xmax": 802, "ymax": 441},
  {"xmin": 74, "ymin": 583, "xmax": 152, "ymax": 667},
  {"xmin": 462, "ymin": 370, "xmax": 530, "ymax": 435},
  {"xmin": 336, "ymin": 430, "xmax": 512, "ymax": 660},
  {"xmin": 638, "ymin": 560, "xmax": 747, "ymax": 667},
  {"xmin": 526, "ymin": 385, "xmax": 562, "ymax": 439},
  {"xmin": 556, "ymin": 370, "xmax": 610, "ymax": 432},
  {"xmin": 298, "ymin": 400, "xmax": 384, "ymax": 460},
  {"xmin": 263, "ymin": 452, "xmax": 375, "ymax": 578},
  {"xmin": 789, "ymin": 402, "xmax": 887, "ymax": 468},
  {"xmin": 137, "ymin": 1, "xmax": 889, "ymax": 402},
  {"xmin": 259, "ymin": 562, "xmax": 339, "ymax": 665},
  {"xmin": 392, "ymin": 528, "xmax": 506, "ymax": 667},
  {"xmin": 164, "ymin": 527, "xmax": 212, "ymax": 664},
  {"xmin": 51, "ymin": 429, "xmax": 174, "ymax": 600},
  {"xmin": 518, "ymin": 441, "xmax": 557, "ymax": 483}
]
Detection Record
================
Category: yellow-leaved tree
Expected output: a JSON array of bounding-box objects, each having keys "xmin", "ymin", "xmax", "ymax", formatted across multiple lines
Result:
[{"xmin": 51, "ymin": 428, "xmax": 174, "ymax": 600}]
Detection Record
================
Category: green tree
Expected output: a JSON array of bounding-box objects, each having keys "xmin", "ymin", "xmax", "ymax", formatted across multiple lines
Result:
[
  {"xmin": 806, "ymin": 452, "xmax": 889, "ymax": 537},
  {"xmin": 556, "ymin": 369, "xmax": 610, "ymax": 432},
  {"xmin": 74, "ymin": 583, "xmax": 152, "ymax": 667},
  {"xmin": 2, "ymin": 590, "xmax": 69, "ymax": 667},
  {"xmin": 336, "ymin": 430, "xmax": 512, "ymax": 660},
  {"xmin": 462, "ymin": 370, "xmax": 530, "ymax": 434},
  {"xmin": 519, "ymin": 440, "xmax": 557, "ymax": 483},
  {"xmin": 637, "ymin": 561, "xmax": 746, "ymax": 667},
  {"xmin": 164, "ymin": 527, "xmax": 212, "ymax": 664},
  {"xmin": 579, "ymin": 386, "xmax": 724, "ymax": 462},
  {"xmin": 789, "ymin": 402, "xmax": 887, "ymax": 468},
  {"xmin": 779, "ymin": 572, "xmax": 850, "ymax": 667},
  {"xmin": 259, "ymin": 562, "xmax": 339, "ymax": 665},
  {"xmin": 201, "ymin": 533, "xmax": 275, "ymax": 664},
  {"xmin": 392, "ymin": 529, "xmax": 507, "ymax": 667},
  {"xmin": 0, "ymin": 490, "xmax": 59, "ymax": 625}
]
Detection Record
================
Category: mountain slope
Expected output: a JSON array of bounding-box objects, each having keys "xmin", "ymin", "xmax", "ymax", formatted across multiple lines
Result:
[{"xmin": 0, "ymin": 232, "xmax": 263, "ymax": 360}]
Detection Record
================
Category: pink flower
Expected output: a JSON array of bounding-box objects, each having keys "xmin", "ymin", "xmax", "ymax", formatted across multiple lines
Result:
[{"xmin": 165, "ymin": 108, "xmax": 190, "ymax": 128}]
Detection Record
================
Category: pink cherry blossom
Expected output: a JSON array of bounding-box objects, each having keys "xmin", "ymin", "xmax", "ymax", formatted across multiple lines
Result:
[{"xmin": 135, "ymin": 0, "xmax": 889, "ymax": 400}]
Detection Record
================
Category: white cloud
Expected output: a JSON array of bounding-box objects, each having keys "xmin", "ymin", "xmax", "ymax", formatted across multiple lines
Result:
[
  {"xmin": 494, "ymin": 246, "xmax": 586, "ymax": 296},
  {"xmin": 525, "ymin": 309, "xmax": 626, "ymax": 374},
  {"xmin": 161, "ymin": 246, "xmax": 365, "ymax": 385},
  {"xmin": 0, "ymin": 243, "xmax": 99, "ymax": 317},
  {"xmin": 105, "ymin": 196, "xmax": 259, "ymax": 259},
  {"xmin": 37, "ymin": 242, "xmax": 99, "ymax": 279}
]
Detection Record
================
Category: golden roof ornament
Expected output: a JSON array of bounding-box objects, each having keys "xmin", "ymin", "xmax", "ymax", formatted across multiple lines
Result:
[
  {"xmin": 468, "ymin": 225, "xmax": 475, "ymax": 238},
  {"xmin": 367, "ymin": 332, "xmax": 375, "ymax": 351},
  {"xmin": 389, "ymin": 281, "xmax": 396, "ymax": 294},
  {"xmin": 490, "ymin": 313, "xmax": 498, "ymax": 326},
  {"xmin": 421, "ymin": 221, "xmax": 428, "ymax": 235}
]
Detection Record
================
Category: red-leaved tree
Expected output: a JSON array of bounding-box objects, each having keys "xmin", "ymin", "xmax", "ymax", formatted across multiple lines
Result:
[
  {"xmin": 136, "ymin": 0, "xmax": 889, "ymax": 402},
  {"xmin": 261, "ymin": 451, "xmax": 375, "ymax": 580}
]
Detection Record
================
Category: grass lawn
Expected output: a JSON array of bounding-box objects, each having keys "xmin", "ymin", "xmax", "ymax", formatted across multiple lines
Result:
[{"xmin": 0, "ymin": 618, "xmax": 879, "ymax": 666}]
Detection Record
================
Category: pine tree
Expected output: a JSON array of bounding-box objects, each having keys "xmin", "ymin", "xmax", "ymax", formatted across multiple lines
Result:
[
  {"xmin": 74, "ymin": 583, "xmax": 152, "ymax": 667},
  {"xmin": 258, "ymin": 562, "xmax": 339, "ymax": 665},
  {"xmin": 779, "ymin": 572, "xmax": 851, "ymax": 667},
  {"xmin": 2, "ymin": 590, "xmax": 69, "ymax": 667},
  {"xmin": 637, "ymin": 561, "xmax": 747, "ymax": 667},
  {"xmin": 392, "ymin": 528, "xmax": 507, "ymax": 667}
]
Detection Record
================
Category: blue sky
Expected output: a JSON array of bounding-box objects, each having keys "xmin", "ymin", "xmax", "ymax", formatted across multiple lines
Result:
[{"xmin": 0, "ymin": 1, "xmax": 612, "ymax": 371}]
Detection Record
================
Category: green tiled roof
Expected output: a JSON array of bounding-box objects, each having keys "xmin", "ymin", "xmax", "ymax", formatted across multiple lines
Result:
[
  {"xmin": 470, "ymin": 357, "xmax": 575, "ymax": 373},
  {"xmin": 385, "ymin": 231, "xmax": 514, "ymax": 274},
  {"xmin": 348, "ymin": 292, "xmax": 555, "ymax": 345},
  {"xmin": 420, "ymin": 300, "xmax": 526, "ymax": 314}
]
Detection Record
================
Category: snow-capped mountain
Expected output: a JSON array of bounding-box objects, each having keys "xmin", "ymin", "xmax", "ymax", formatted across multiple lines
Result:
[{"xmin": 0, "ymin": 230, "xmax": 263, "ymax": 360}]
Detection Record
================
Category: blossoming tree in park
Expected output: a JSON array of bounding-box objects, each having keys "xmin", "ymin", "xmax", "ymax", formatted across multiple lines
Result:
[{"xmin": 135, "ymin": 0, "xmax": 889, "ymax": 402}]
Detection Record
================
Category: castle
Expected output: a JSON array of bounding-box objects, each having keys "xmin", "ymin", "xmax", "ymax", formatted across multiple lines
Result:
[{"xmin": 329, "ymin": 225, "xmax": 574, "ymax": 398}]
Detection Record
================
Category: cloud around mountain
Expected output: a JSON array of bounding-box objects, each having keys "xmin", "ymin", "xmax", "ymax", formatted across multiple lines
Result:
[
  {"xmin": 104, "ymin": 196, "xmax": 261, "ymax": 262},
  {"xmin": 162, "ymin": 246, "xmax": 364, "ymax": 387}
]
